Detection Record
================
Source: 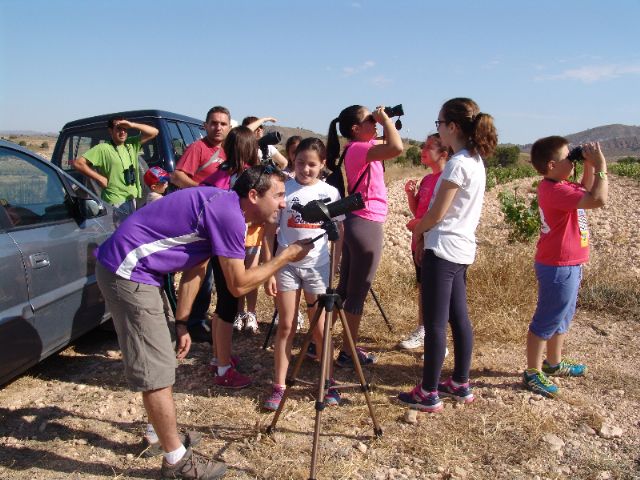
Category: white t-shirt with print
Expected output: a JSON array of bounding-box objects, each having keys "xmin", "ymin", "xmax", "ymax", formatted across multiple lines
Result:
[
  {"xmin": 424, "ymin": 149, "xmax": 486, "ymax": 265},
  {"xmin": 276, "ymin": 179, "xmax": 343, "ymax": 268}
]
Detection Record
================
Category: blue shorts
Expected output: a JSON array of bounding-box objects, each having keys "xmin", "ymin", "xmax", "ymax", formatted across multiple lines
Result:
[{"xmin": 529, "ymin": 263, "xmax": 582, "ymax": 340}]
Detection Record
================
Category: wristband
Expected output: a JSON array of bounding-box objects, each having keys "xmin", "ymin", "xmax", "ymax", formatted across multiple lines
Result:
[
  {"xmin": 595, "ymin": 171, "xmax": 607, "ymax": 179},
  {"xmin": 175, "ymin": 320, "xmax": 188, "ymax": 327}
]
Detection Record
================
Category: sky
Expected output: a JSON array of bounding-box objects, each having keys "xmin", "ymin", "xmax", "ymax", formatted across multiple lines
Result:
[{"xmin": 1, "ymin": 0, "xmax": 639, "ymax": 145}]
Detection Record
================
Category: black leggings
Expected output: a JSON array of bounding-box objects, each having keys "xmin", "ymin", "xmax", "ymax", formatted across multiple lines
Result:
[
  {"xmin": 336, "ymin": 215, "xmax": 384, "ymax": 315},
  {"xmin": 421, "ymin": 249, "xmax": 473, "ymax": 390}
]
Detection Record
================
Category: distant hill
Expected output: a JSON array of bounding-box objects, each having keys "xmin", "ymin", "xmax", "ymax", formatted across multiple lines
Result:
[{"xmin": 520, "ymin": 124, "xmax": 640, "ymax": 159}]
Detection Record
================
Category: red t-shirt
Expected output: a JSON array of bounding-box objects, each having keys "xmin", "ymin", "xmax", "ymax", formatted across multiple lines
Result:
[
  {"xmin": 535, "ymin": 179, "xmax": 589, "ymax": 266},
  {"xmin": 175, "ymin": 138, "xmax": 226, "ymax": 185},
  {"xmin": 406, "ymin": 171, "xmax": 442, "ymax": 250}
]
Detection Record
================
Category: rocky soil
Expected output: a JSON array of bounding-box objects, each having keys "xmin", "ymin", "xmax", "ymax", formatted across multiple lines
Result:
[{"xmin": 0, "ymin": 170, "xmax": 638, "ymax": 480}]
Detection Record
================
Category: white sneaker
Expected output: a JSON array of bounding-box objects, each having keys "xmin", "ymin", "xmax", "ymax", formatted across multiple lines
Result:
[
  {"xmin": 296, "ymin": 311, "xmax": 305, "ymax": 333},
  {"xmin": 244, "ymin": 312, "xmax": 259, "ymax": 334},
  {"xmin": 233, "ymin": 313, "xmax": 244, "ymax": 332},
  {"xmin": 398, "ymin": 326, "xmax": 425, "ymax": 350}
]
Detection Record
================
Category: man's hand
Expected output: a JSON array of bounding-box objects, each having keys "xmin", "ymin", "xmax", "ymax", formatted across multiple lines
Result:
[
  {"xmin": 113, "ymin": 119, "xmax": 134, "ymax": 130},
  {"xmin": 175, "ymin": 324, "xmax": 192, "ymax": 359},
  {"xmin": 284, "ymin": 240, "xmax": 314, "ymax": 263}
]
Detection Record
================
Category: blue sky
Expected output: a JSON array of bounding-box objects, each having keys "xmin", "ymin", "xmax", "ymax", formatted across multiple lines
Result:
[{"xmin": 1, "ymin": 0, "xmax": 638, "ymax": 144}]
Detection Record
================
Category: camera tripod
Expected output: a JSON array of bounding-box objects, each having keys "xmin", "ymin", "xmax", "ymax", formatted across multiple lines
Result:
[{"xmin": 265, "ymin": 240, "xmax": 382, "ymax": 480}]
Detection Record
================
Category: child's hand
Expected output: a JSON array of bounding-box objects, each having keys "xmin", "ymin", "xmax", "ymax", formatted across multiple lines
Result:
[
  {"xmin": 404, "ymin": 179, "xmax": 417, "ymax": 194},
  {"xmin": 406, "ymin": 218, "xmax": 419, "ymax": 231},
  {"xmin": 582, "ymin": 142, "xmax": 606, "ymax": 170}
]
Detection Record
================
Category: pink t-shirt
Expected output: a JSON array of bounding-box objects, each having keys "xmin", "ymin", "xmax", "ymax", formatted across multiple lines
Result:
[
  {"xmin": 175, "ymin": 138, "xmax": 226, "ymax": 184},
  {"xmin": 407, "ymin": 171, "xmax": 442, "ymax": 250},
  {"xmin": 535, "ymin": 179, "xmax": 589, "ymax": 266},
  {"xmin": 201, "ymin": 169, "xmax": 233, "ymax": 189},
  {"xmin": 344, "ymin": 140, "xmax": 387, "ymax": 222}
]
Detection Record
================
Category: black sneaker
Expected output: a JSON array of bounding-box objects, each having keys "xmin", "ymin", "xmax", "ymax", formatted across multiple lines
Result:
[
  {"xmin": 335, "ymin": 348, "xmax": 377, "ymax": 368},
  {"xmin": 160, "ymin": 447, "xmax": 227, "ymax": 479},
  {"xmin": 141, "ymin": 430, "xmax": 203, "ymax": 458}
]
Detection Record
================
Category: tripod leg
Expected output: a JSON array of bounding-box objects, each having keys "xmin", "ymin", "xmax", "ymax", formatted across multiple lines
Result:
[
  {"xmin": 337, "ymin": 307, "xmax": 383, "ymax": 437},
  {"xmin": 309, "ymin": 305, "xmax": 335, "ymax": 479},
  {"xmin": 369, "ymin": 288, "xmax": 394, "ymax": 333},
  {"xmin": 267, "ymin": 304, "xmax": 325, "ymax": 434},
  {"xmin": 262, "ymin": 307, "xmax": 278, "ymax": 350}
]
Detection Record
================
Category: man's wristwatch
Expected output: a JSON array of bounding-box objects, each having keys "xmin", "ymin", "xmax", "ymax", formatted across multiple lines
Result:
[{"xmin": 596, "ymin": 171, "xmax": 607, "ymax": 179}]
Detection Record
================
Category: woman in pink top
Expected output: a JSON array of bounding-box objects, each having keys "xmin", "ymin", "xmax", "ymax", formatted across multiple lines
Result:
[{"xmin": 326, "ymin": 105, "xmax": 403, "ymax": 368}]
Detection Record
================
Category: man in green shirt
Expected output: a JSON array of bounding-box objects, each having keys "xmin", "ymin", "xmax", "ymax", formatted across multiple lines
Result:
[{"xmin": 73, "ymin": 116, "xmax": 159, "ymax": 222}]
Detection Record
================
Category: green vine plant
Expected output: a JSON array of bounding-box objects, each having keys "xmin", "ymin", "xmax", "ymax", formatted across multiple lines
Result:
[{"xmin": 498, "ymin": 186, "xmax": 541, "ymax": 243}]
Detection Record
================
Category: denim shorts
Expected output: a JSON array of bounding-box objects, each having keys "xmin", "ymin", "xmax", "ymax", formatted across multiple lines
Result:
[
  {"xmin": 276, "ymin": 262, "xmax": 329, "ymax": 294},
  {"xmin": 529, "ymin": 263, "xmax": 582, "ymax": 340}
]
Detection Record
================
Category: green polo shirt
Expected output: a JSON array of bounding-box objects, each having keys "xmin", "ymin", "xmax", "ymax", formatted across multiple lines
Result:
[{"xmin": 83, "ymin": 136, "xmax": 143, "ymax": 205}]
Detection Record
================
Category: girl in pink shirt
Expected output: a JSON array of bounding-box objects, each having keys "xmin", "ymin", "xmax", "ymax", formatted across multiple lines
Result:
[{"xmin": 326, "ymin": 105, "xmax": 403, "ymax": 368}]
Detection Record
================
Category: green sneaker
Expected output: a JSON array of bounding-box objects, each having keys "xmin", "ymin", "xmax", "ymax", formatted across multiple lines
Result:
[
  {"xmin": 523, "ymin": 368, "xmax": 558, "ymax": 398},
  {"xmin": 542, "ymin": 358, "xmax": 587, "ymax": 377}
]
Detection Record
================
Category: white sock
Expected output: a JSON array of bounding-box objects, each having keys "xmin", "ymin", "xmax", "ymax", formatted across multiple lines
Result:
[
  {"xmin": 145, "ymin": 423, "xmax": 159, "ymax": 443},
  {"xmin": 217, "ymin": 364, "xmax": 231, "ymax": 376},
  {"xmin": 164, "ymin": 444, "xmax": 187, "ymax": 465}
]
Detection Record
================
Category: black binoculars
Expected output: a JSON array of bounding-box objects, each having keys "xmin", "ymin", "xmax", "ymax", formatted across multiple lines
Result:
[
  {"xmin": 123, "ymin": 165, "xmax": 136, "ymax": 186},
  {"xmin": 384, "ymin": 104, "xmax": 404, "ymax": 118},
  {"xmin": 567, "ymin": 146, "xmax": 584, "ymax": 162}
]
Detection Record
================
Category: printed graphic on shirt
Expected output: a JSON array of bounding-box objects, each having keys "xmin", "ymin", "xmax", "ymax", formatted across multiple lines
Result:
[{"xmin": 577, "ymin": 208, "xmax": 589, "ymax": 247}]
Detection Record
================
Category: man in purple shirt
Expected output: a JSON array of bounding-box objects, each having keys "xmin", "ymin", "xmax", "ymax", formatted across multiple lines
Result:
[{"xmin": 96, "ymin": 165, "xmax": 311, "ymax": 479}]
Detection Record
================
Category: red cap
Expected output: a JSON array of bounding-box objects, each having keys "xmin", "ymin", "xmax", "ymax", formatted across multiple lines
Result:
[{"xmin": 144, "ymin": 167, "xmax": 170, "ymax": 187}]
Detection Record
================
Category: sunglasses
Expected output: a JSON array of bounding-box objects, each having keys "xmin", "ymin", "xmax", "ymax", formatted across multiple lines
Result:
[
  {"xmin": 435, "ymin": 120, "xmax": 447, "ymax": 128},
  {"xmin": 249, "ymin": 162, "xmax": 280, "ymax": 191}
]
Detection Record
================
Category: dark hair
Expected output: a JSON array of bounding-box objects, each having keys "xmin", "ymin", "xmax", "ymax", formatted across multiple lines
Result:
[
  {"xmin": 440, "ymin": 98, "xmax": 497, "ymax": 158},
  {"xmin": 223, "ymin": 126, "xmax": 259, "ymax": 176},
  {"xmin": 205, "ymin": 106, "xmax": 231, "ymax": 123},
  {"xmin": 285, "ymin": 135, "xmax": 302, "ymax": 170},
  {"xmin": 530, "ymin": 135, "xmax": 568, "ymax": 175},
  {"xmin": 295, "ymin": 137, "xmax": 326, "ymax": 162},
  {"xmin": 241, "ymin": 116, "xmax": 259, "ymax": 127},
  {"xmin": 107, "ymin": 116, "xmax": 126, "ymax": 129},
  {"xmin": 326, "ymin": 105, "xmax": 365, "ymax": 171},
  {"xmin": 232, "ymin": 164, "xmax": 287, "ymax": 198}
]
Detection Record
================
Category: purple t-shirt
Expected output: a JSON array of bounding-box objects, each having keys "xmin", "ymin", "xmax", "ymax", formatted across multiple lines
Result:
[{"xmin": 97, "ymin": 187, "xmax": 246, "ymax": 287}]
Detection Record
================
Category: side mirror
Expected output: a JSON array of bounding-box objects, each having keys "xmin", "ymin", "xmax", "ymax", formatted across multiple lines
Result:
[{"xmin": 77, "ymin": 197, "xmax": 105, "ymax": 219}]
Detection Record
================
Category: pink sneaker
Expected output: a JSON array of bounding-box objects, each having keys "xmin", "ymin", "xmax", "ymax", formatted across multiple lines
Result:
[
  {"xmin": 263, "ymin": 385, "xmax": 285, "ymax": 411},
  {"xmin": 213, "ymin": 367, "xmax": 251, "ymax": 389}
]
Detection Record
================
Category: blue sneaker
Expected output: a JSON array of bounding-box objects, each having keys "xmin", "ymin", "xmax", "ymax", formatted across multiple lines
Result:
[
  {"xmin": 542, "ymin": 359, "xmax": 587, "ymax": 377},
  {"xmin": 523, "ymin": 368, "xmax": 558, "ymax": 397},
  {"xmin": 324, "ymin": 380, "xmax": 341, "ymax": 407},
  {"xmin": 306, "ymin": 342, "xmax": 318, "ymax": 361},
  {"xmin": 335, "ymin": 348, "xmax": 377, "ymax": 369},
  {"xmin": 397, "ymin": 385, "xmax": 443, "ymax": 413},
  {"xmin": 437, "ymin": 377, "xmax": 475, "ymax": 403}
]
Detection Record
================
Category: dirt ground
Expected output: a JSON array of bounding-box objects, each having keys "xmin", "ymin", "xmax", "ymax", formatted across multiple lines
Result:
[{"xmin": 0, "ymin": 168, "xmax": 638, "ymax": 480}]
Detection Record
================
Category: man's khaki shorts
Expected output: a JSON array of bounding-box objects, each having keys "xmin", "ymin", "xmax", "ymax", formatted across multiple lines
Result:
[{"xmin": 96, "ymin": 262, "xmax": 176, "ymax": 392}]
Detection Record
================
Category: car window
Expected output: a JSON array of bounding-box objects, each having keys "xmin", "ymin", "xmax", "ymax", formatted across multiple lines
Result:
[
  {"xmin": 0, "ymin": 148, "xmax": 71, "ymax": 228},
  {"xmin": 59, "ymin": 127, "xmax": 159, "ymax": 170},
  {"xmin": 190, "ymin": 124, "xmax": 206, "ymax": 141},
  {"xmin": 167, "ymin": 121, "xmax": 188, "ymax": 161},
  {"xmin": 177, "ymin": 122, "xmax": 196, "ymax": 146}
]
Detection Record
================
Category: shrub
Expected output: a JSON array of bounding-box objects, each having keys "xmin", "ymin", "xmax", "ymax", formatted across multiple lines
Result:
[
  {"xmin": 405, "ymin": 146, "xmax": 421, "ymax": 166},
  {"xmin": 486, "ymin": 145, "xmax": 520, "ymax": 168},
  {"xmin": 498, "ymin": 186, "xmax": 541, "ymax": 243},
  {"xmin": 617, "ymin": 156, "xmax": 639, "ymax": 165},
  {"xmin": 610, "ymin": 162, "xmax": 640, "ymax": 181},
  {"xmin": 40, "ymin": 141, "xmax": 49, "ymax": 149},
  {"xmin": 18, "ymin": 140, "xmax": 27, "ymax": 147},
  {"xmin": 486, "ymin": 165, "xmax": 537, "ymax": 191}
]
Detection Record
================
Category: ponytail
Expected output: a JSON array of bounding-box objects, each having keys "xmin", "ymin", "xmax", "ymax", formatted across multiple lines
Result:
[
  {"xmin": 441, "ymin": 98, "xmax": 498, "ymax": 159},
  {"xmin": 326, "ymin": 117, "xmax": 341, "ymax": 171}
]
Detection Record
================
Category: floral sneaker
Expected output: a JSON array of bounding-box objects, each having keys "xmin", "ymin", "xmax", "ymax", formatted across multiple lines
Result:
[
  {"xmin": 398, "ymin": 326, "xmax": 425, "ymax": 350},
  {"xmin": 397, "ymin": 385, "xmax": 443, "ymax": 413},
  {"xmin": 542, "ymin": 358, "xmax": 587, "ymax": 377},
  {"xmin": 232, "ymin": 312, "xmax": 244, "ymax": 332},
  {"xmin": 263, "ymin": 385, "xmax": 285, "ymax": 411},
  {"xmin": 243, "ymin": 312, "xmax": 259, "ymax": 334},
  {"xmin": 437, "ymin": 377, "xmax": 475, "ymax": 403}
]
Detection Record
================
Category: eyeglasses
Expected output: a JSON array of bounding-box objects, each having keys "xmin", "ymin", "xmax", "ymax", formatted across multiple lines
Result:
[
  {"xmin": 361, "ymin": 114, "xmax": 376, "ymax": 125},
  {"xmin": 435, "ymin": 120, "xmax": 447, "ymax": 128},
  {"xmin": 249, "ymin": 162, "xmax": 279, "ymax": 191}
]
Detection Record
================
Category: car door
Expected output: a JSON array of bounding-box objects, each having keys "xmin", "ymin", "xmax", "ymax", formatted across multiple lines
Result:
[{"xmin": 0, "ymin": 146, "xmax": 111, "ymax": 361}]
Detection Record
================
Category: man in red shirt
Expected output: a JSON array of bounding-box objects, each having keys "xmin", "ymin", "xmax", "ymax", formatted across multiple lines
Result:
[
  {"xmin": 169, "ymin": 106, "xmax": 231, "ymax": 342},
  {"xmin": 523, "ymin": 136, "xmax": 608, "ymax": 398},
  {"xmin": 171, "ymin": 106, "xmax": 231, "ymax": 188}
]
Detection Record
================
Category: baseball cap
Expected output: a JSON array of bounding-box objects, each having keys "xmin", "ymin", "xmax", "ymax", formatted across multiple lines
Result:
[{"xmin": 143, "ymin": 166, "xmax": 170, "ymax": 187}]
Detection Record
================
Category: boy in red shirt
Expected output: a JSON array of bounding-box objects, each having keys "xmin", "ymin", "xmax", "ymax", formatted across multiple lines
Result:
[{"xmin": 524, "ymin": 136, "xmax": 608, "ymax": 397}]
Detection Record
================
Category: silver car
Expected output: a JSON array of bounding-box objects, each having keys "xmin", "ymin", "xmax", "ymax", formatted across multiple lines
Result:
[{"xmin": 0, "ymin": 140, "xmax": 114, "ymax": 385}]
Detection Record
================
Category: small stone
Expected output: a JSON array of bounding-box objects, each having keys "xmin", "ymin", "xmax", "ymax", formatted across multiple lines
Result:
[
  {"xmin": 598, "ymin": 424, "xmax": 623, "ymax": 439},
  {"xmin": 607, "ymin": 389, "xmax": 624, "ymax": 397},
  {"xmin": 596, "ymin": 472, "xmax": 612, "ymax": 480},
  {"xmin": 76, "ymin": 439, "xmax": 88, "ymax": 445},
  {"xmin": 453, "ymin": 466, "xmax": 468, "ymax": 478},
  {"xmin": 125, "ymin": 453, "xmax": 134, "ymax": 461},
  {"xmin": 355, "ymin": 442, "xmax": 368, "ymax": 454},
  {"xmin": 542, "ymin": 433, "xmax": 564, "ymax": 451},
  {"xmin": 578, "ymin": 423, "xmax": 596, "ymax": 436},
  {"xmin": 106, "ymin": 350, "xmax": 120, "ymax": 359},
  {"xmin": 74, "ymin": 384, "xmax": 86, "ymax": 391},
  {"xmin": 404, "ymin": 409, "xmax": 418, "ymax": 425}
]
